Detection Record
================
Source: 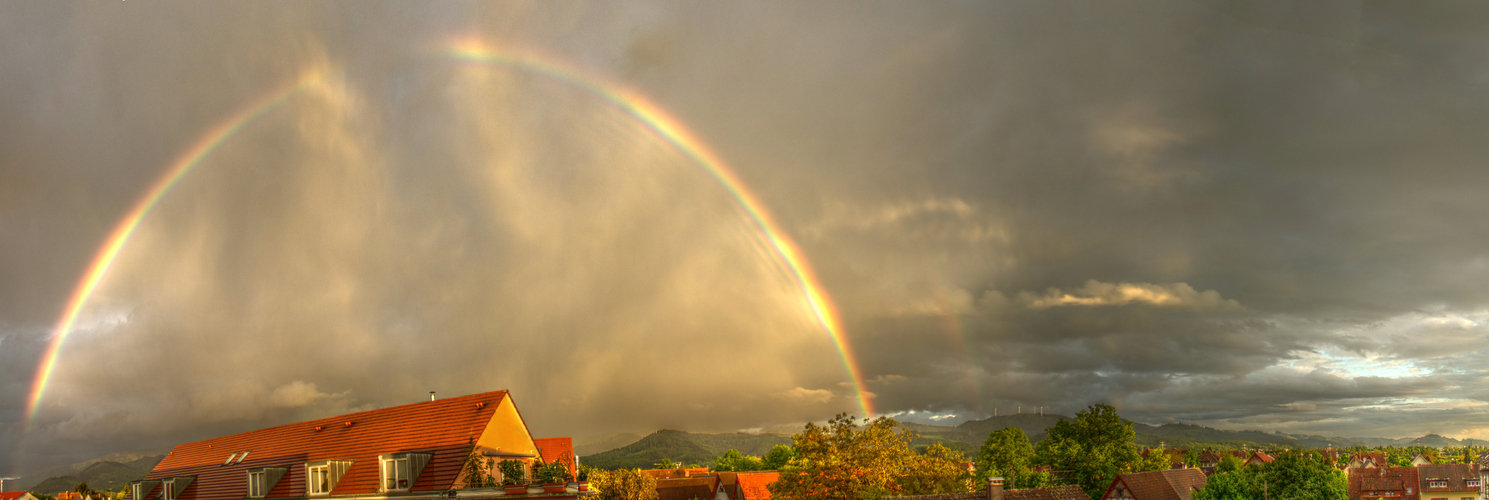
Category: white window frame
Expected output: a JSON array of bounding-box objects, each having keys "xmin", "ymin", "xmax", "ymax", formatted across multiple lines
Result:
[
  {"xmin": 1431, "ymin": 481, "xmax": 1448, "ymax": 488},
  {"xmin": 1468, "ymin": 479, "xmax": 1481, "ymax": 488},
  {"xmin": 307, "ymin": 465, "xmax": 331, "ymax": 496},
  {"xmin": 247, "ymin": 471, "xmax": 267, "ymax": 498},
  {"xmin": 163, "ymin": 480, "xmax": 175, "ymax": 500},
  {"xmin": 131, "ymin": 483, "xmax": 143, "ymax": 500},
  {"xmin": 381, "ymin": 456, "xmax": 411, "ymax": 492}
]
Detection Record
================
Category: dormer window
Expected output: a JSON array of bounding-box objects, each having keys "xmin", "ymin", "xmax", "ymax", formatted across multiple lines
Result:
[
  {"xmin": 378, "ymin": 453, "xmax": 433, "ymax": 492},
  {"xmin": 131, "ymin": 483, "xmax": 143, "ymax": 500},
  {"xmin": 382, "ymin": 456, "xmax": 410, "ymax": 491},
  {"xmin": 1431, "ymin": 481, "xmax": 1448, "ymax": 489},
  {"xmin": 247, "ymin": 467, "xmax": 286, "ymax": 498},
  {"xmin": 306, "ymin": 460, "xmax": 353, "ymax": 496},
  {"xmin": 163, "ymin": 480, "xmax": 175, "ymax": 500},
  {"xmin": 248, "ymin": 471, "xmax": 266, "ymax": 498},
  {"xmin": 1468, "ymin": 479, "xmax": 1480, "ymax": 488}
]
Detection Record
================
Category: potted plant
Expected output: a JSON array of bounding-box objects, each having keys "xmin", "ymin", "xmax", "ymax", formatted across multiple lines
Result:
[
  {"xmin": 499, "ymin": 460, "xmax": 527, "ymax": 495},
  {"xmin": 575, "ymin": 466, "xmax": 592, "ymax": 492},
  {"xmin": 539, "ymin": 462, "xmax": 570, "ymax": 493}
]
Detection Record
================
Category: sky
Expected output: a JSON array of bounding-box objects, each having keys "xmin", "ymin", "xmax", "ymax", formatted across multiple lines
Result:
[{"xmin": 6, "ymin": 0, "xmax": 1489, "ymax": 477}]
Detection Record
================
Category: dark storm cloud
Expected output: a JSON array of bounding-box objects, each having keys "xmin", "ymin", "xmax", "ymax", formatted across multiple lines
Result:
[{"xmin": 7, "ymin": 0, "xmax": 1489, "ymax": 477}]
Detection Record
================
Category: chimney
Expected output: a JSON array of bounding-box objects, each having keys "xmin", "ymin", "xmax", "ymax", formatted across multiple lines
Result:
[
  {"xmin": 988, "ymin": 477, "xmax": 1005, "ymax": 500},
  {"xmin": 430, "ymin": 391, "xmax": 436, "ymax": 401}
]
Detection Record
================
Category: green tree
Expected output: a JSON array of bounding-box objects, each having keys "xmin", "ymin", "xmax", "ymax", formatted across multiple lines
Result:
[
  {"xmin": 594, "ymin": 469, "xmax": 658, "ymax": 500},
  {"xmin": 75, "ymin": 484, "xmax": 92, "ymax": 496},
  {"xmin": 714, "ymin": 449, "xmax": 765, "ymax": 472},
  {"xmin": 1035, "ymin": 404, "xmax": 1144, "ymax": 500},
  {"xmin": 976, "ymin": 427, "xmax": 1037, "ymax": 487},
  {"xmin": 769, "ymin": 413, "xmax": 969, "ymax": 500},
  {"xmin": 656, "ymin": 458, "xmax": 676, "ymax": 470},
  {"xmin": 762, "ymin": 445, "xmax": 796, "ymax": 470},
  {"xmin": 1184, "ymin": 450, "xmax": 1201, "ymax": 468},
  {"xmin": 460, "ymin": 438, "xmax": 494, "ymax": 488},
  {"xmin": 1191, "ymin": 469, "xmax": 1258, "ymax": 500},
  {"xmin": 1216, "ymin": 455, "xmax": 1243, "ymax": 474},
  {"xmin": 1138, "ymin": 448, "xmax": 1172, "ymax": 472}
]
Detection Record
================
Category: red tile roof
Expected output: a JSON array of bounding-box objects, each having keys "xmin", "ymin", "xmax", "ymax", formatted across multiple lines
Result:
[
  {"xmin": 1106, "ymin": 469, "xmax": 1208, "ymax": 500},
  {"xmin": 656, "ymin": 478, "xmax": 716, "ymax": 500},
  {"xmin": 1349, "ymin": 467, "xmax": 1420, "ymax": 500},
  {"xmin": 534, "ymin": 437, "xmax": 577, "ymax": 481},
  {"xmin": 0, "ymin": 493, "xmax": 32, "ymax": 500},
  {"xmin": 1245, "ymin": 452, "xmax": 1274, "ymax": 465},
  {"xmin": 141, "ymin": 391, "xmax": 512, "ymax": 500},
  {"xmin": 1416, "ymin": 464, "xmax": 1478, "ymax": 492},
  {"xmin": 735, "ymin": 472, "xmax": 779, "ymax": 500}
]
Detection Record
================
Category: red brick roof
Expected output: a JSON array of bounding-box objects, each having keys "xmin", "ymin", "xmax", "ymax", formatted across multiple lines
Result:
[
  {"xmin": 656, "ymin": 478, "xmax": 716, "ymax": 500},
  {"xmin": 736, "ymin": 472, "xmax": 779, "ymax": 500},
  {"xmin": 534, "ymin": 437, "xmax": 577, "ymax": 481},
  {"xmin": 1106, "ymin": 469, "xmax": 1208, "ymax": 500},
  {"xmin": 0, "ymin": 493, "xmax": 32, "ymax": 500},
  {"xmin": 1416, "ymin": 464, "xmax": 1478, "ymax": 493},
  {"xmin": 1349, "ymin": 467, "xmax": 1420, "ymax": 500},
  {"xmin": 142, "ymin": 391, "xmax": 512, "ymax": 500}
]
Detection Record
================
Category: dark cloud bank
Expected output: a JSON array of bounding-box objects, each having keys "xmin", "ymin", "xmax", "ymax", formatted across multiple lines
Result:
[{"xmin": 6, "ymin": 0, "xmax": 1489, "ymax": 477}]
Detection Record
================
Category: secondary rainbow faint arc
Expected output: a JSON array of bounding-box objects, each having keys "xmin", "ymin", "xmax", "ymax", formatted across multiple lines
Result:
[
  {"xmin": 449, "ymin": 38, "xmax": 875, "ymax": 418},
  {"xmin": 24, "ymin": 71, "xmax": 324, "ymax": 428}
]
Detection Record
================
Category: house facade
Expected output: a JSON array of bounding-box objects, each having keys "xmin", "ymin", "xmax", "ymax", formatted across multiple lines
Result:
[
  {"xmin": 1101, "ymin": 469, "xmax": 1207, "ymax": 500},
  {"xmin": 1415, "ymin": 464, "xmax": 1478, "ymax": 500},
  {"xmin": 128, "ymin": 390, "xmax": 590, "ymax": 500},
  {"xmin": 0, "ymin": 492, "xmax": 39, "ymax": 500},
  {"xmin": 1349, "ymin": 466, "xmax": 1420, "ymax": 500}
]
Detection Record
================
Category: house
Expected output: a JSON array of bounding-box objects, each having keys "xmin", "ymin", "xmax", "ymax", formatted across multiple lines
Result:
[
  {"xmin": 643, "ymin": 469, "xmax": 711, "ymax": 480},
  {"xmin": 1352, "ymin": 454, "xmax": 1391, "ymax": 470},
  {"xmin": 1197, "ymin": 451, "xmax": 1221, "ymax": 474},
  {"xmin": 127, "ymin": 390, "xmax": 592, "ymax": 500},
  {"xmin": 1349, "ymin": 467, "xmax": 1420, "ymax": 500},
  {"xmin": 1102, "ymin": 469, "xmax": 1207, "ymax": 500},
  {"xmin": 889, "ymin": 477, "xmax": 1087, "ymax": 500},
  {"xmin": 1416, "ymin": 464, "xmax": 1478, "ymax": 500},
  {"xmin": 655, "ymin": 477, "xmax": 716, "ymax": 500},
  {"xmin": 0, "ymin": 492, "xmax": 39, "ymax": 500},
  {"xmin": 533, "ymin": 438, "xmax": 578, "ymax": 479},
  {"xmin": 733, "ymin": 472, "xmax": 778, "ymax": 500},
  {"xmin": 1244, "ymin": 452, "xmax": 1275, "ymax": 467},
  {"xmin": 1412, "ymin": 455, "xmax": 1436, "ymax": 468}
]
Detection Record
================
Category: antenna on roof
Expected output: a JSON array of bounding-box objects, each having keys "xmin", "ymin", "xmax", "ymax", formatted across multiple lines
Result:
[{"xmin": 430, "ymin": 391, "xmax": 436, "ymax": 401}]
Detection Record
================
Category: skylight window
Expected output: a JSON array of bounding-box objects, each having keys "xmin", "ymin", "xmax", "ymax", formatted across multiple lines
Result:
[
  {"xmin": 223, "ymin": 453, "xmax": 239, "ymax": 466},
  {"xmin": 237, "ymin": 450, "xmax": 251, "ymax": 464}
]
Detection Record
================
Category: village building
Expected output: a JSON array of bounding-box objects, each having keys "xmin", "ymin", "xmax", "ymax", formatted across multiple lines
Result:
[
  {"xmin": 1349, "ymin": 466, "xmax": 1420, "ymax": 500},
  {"xmin": 0, "ymin": 492, "xmax": 39, "ymax": 500},
  {"xmin": 1415, "ymin": 464, "xmax": 1478, "ymax": 500},
  {"xmin": 1101, "ymin": 469, "xmax": 1207, "ymax": 500},
  {"xmin": 1196, "ymin": 451, "xmax": 1221, "ymax": 475},
  {"xmin": 1351, "ymin": 454, "xmax": 1391, "ymax": 470},
  {"xmin": 127, "ymin": 390, "xmax": 591, "ymax": 500},
  {"xmin": 733, "ymin": 472, "xmax": 778, "ymax": 500},
  {"xmin": 1141, "ymin": 450, "xmax": 1191, "ymax": 470},
  {"xmin": 1243, "ymin": 452, "xmax": 1274, "ymax": 468},
  {"xmin": 1413, "ymin": 455, "xmax": 1436, "ymax": 468},
  {"xmin": 891, "ymin": 477, "xmax": 1087, "ymax": 500}
]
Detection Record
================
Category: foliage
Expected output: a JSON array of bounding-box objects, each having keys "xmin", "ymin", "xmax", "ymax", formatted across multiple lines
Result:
[
  {"xmin": 1035, "ymin": 404, "xmax": 1143, "ymax": 500},
  {"xmin": 769, "ymin": 413, "xmax": 972, "ymax": 500},
  {"xmin": 577, "ymin": 464, "xmax": 596, "ymax": 482},
  {"xmin": 1192, "ymin": 451, "xmax": 1346, "ymax": 500},
  {"xmin": 498, "ymin": 459, "xmax": 526, "ymax": 486},
  {"xmin": 1184, "ymin": 449, "xmax": 1201, "ymax": 468},
  {"xmin": 460, "ymin": 439, "xmax": 494, "ymax": 488},
  {"xmin": 714, "ymin": 449, "xmax": 766, "ymax": 472},
  {"xmin": 975, "ymin": 427, "xmax": 1038, "ymax": 488},
  {"xmin": 899, "ymin": 443, "xmax": 975, "ymax": 496},
  {"xmin": 593, "ymin": 469, "xmax": 658, "ymax": 500},
  {"xmin": 536, "ymin": 460, "xmax": 572, "ymax": 484},
  {"xmin": 1138, "ymin": 448, "xmax": 1173, "ymax": 472},
  {"xmin": 75, "ymin": 483, "xmax": 92, "ymax": 495},
  {"xmin": 762, "ymin": 445, "xmax": 796, "ymax": 470},
  {"xmin": 657, "ymin": 458, "xmax": 677, "ymax": 470},
  {"xmin": 1216, "ymin": 455, "xmax": 1243, "ymax": 474}
]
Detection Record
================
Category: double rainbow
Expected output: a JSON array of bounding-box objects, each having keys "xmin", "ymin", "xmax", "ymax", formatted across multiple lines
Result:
[{"xmin": 25, "ymin": 40, "xmax": 874, "ymax": 430}]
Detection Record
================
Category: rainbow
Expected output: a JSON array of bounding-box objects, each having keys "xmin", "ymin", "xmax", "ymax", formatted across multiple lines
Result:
[
  {"xmin": 448, "ymin": 38, "xmax": 874, "ymax": 418},
  {"xmin": 23, "ymin": 71, "xmax": 324, "ymax": 429}
]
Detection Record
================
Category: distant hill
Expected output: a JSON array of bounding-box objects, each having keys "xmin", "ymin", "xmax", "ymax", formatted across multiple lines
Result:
[
  {"xmin": 955, "ymin": 413, "xmax": 1069, "ymax": 443},
  {"xmin": 580, "ymin": 430, "xmax": 791, "ymax": 470},
  {"xmin": 20, "ymin": 454, "xmax": 165, "ymax": 495},
  {"xmin": 574, "ymin": 433, "xmax": 644, "ymax": 457}
]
